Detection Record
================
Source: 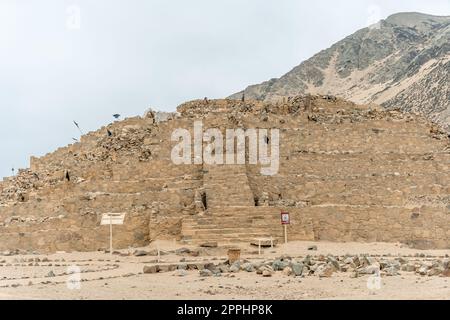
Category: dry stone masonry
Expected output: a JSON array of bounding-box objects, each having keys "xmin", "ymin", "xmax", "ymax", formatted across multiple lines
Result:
[{"xmin": 0, "ymin": 95, "xmax": 449, "ymax": 252}]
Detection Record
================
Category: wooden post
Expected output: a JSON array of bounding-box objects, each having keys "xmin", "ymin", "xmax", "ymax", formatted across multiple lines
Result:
[
  {"xmin": 100, "ymin": 213, "xmax": 125, "ymax": 256},
  {"xmin": 284, "ymin": 225, "xmax": 288, "ymax": 244},
  {"xmin": 157, "ymin": 244, "xmax": 160, "ymax": 263},
  {"xmin": 109, "ymin": 216, "xmax": 113, "ymax": 256}
]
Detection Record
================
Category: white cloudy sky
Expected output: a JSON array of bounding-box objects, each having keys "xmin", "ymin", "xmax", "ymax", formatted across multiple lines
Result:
[{"xmin": 0, "ymin": 0, "xmax": 449, "ymax": 178}]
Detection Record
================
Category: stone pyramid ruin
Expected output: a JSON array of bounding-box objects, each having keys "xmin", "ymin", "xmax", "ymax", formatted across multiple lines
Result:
[{"xmin": 0, "ymin": 95, "xmax": 449, "ymax": 253}]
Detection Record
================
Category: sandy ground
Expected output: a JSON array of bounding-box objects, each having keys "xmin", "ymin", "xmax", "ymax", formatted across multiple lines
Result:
[{"xmin": 0, "ymin": 240, "xmax": 449, "ymax": 300}]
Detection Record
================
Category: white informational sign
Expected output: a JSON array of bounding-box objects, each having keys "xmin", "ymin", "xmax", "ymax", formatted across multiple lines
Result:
[
  {"xmin": 101, "ymin": 213, "xmax": 126, "ymax": 225},
  {"xmin": 280, "ymin": 212, "xmax": 290, "ymax": 244},
  {"xmin": 100, "ymin": 213, "xmax": 126, "ymax": 255}
]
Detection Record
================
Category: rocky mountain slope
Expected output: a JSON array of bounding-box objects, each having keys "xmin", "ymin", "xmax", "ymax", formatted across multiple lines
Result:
[{"xmin": 229, "ymin": 12, "xmax": 450, "ymax": 131}]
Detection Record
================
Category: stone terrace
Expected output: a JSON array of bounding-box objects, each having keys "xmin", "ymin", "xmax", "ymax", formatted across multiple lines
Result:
[{"xmin": 0, "ymin": 95, "xmax": 449, "ymax": 252}]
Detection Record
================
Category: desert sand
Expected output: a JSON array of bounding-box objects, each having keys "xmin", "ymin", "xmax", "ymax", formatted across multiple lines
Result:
[{"xmin": 0, "ymin": 240, "xmax": 449, "ymax": 300}]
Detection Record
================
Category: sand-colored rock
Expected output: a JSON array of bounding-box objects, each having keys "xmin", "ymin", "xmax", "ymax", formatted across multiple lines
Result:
[{"xmin": 0, "ymin": 96, "xmax": 449, "ymax": 252}]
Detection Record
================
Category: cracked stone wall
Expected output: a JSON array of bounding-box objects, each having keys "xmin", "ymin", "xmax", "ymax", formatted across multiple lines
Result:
[{"xmin": 0, "ymin": 96, "xmax": 449, "ymax": 252}]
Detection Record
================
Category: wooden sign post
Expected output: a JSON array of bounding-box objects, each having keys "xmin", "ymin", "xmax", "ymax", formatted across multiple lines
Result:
[{"xmin": 101, "ymin": 213, "xmax": 126, "ymax": 255}]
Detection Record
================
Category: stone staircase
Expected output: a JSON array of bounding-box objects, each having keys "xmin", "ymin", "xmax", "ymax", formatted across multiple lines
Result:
[
  {"xmin": 181, "ymin": 161, "xmax": 284, "ymax": 244},
  {"xmin": 181, "ymin": 207, "xmax": 284, "ymax": 244},
  {"xmin": 202, "ymin": 164, "xmax": 255, "ymax": 208}
]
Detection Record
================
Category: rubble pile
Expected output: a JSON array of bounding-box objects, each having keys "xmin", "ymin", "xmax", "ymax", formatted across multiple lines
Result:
[
  {"xmin": 0, "ymin": 117, "xmax": 170, "ymax": 206},
  {"xmin": 0, "ymin": 169, "xmax": 59, "ymax": 205},
  {"xmin": 214, "ymin": 254, "xmax": 450, "ymax": 278},
  {"xmin": 177, "ymin": 95, "xmax": 443, "ymax": 132},
  {"xmin": 97, "ymin": 124, "xmax": 156, "ymax": 162},
  {"xmin": 143, "ymin": 254, "xmax": 450, "ymax": 279}
]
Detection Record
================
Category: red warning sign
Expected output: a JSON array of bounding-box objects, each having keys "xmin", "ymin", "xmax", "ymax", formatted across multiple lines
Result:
[{"xmin": 280, "ymin": 212, "xmax": 290, "ymax": 225}]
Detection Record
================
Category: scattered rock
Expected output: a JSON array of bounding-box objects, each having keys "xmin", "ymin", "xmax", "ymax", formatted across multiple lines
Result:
[
  {"xmin": 316, "ymin": 265, "xmax": 334, "ymax": 278},
  {"xmin": 217, "ymin": 264, "xmax": 230, "ymax": 273},
  {"xmin": 46, "ymin": 271, "xmax": 55, "ymax": 277},
  {"xmin": 175, "ymin": 248, "xmax": 191, "ymax": 255},
  {"xmin": 303, "ymin": 255, "xmax": 313, "ymax": 266},
  {"xmin": 291, "ymin": 262, "xmax": 304, "ymax": 277},
  {"xmin": 158, "ymin": 264, "xmax": 177, "ymax": 273},
  {"xmin": 230, "ymin": 262, "xmax": 241, "ymax": 273},
  {"xmin": 189, "ymin": 250, "xmax": 200, "ymax": 257},
  {"xmin": 442, "ymin": 268, "xmax": 450, "ymax": 277},
  {"xmin": 262, "ymin": 270, "xmax": 273, "ymax": 277},
  {"xmin": 359, "ymin": 263, "xmax": 380, "ymax": 275},
  {"xmin": 401, "ymin": 263, "xmax": 416, "ymax": 272},
  {"xmin": 143, "ymin": 265, "xmax": 159, "ymax": 274},
  {"xmin": 282, "ymin": 266, "xmax": 293, "ymax": 276},
  {"xmin": 427, "ymin": 267, "xmax": 443, "ymax": 277},
  {"xmin": 199, "ymin": 269, "xmax": 213, "ymax": 277},
  {"xmin": 174, "ymin": 269, "xmax": 188, "ymax": 277},
  {"xmin": 327, "ymin": 256, "xmax": 341, "ymax": 271},
  {"xmin": 199, "ymin": 242, "xmax": 218, "ymax": 248},
  {"xmin": 177, "ymin": 263, "xmax": 188, "ymax": 270},
  {"xmin": 272, "ymin": 259, "xmax": 289, "ymax": 271},
  {"xmin": 382, "ymin": 266, "xmax": 399, "ymax": 276},
  {"xmin": 417, "ymin": 266, "xmax": 428, "ymax": 275},
  {"xmin": 133, "ymin": 250, "xmax": 148, "ymax": 257},
  {"xmin": 241, "ymin": 262, "xmax": 255, "ymax": 272}
]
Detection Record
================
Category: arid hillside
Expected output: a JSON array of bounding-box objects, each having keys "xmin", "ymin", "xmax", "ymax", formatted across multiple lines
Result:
[{"xmin": 230, "ymin": 12, "xmax": 450, "ymax": 132}]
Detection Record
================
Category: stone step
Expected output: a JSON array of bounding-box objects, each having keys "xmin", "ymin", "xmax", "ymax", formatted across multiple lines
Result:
[
  {"xmin": 204, "ymin": 173, "xmax": 249, "ymax": 179},
  {"xmin": 204, "ymin": 199, "xmax": 255, "ymax": 206},
  {"xmin": 183, "ymin": 215, "xmax": 277, "ymax": 221},
  {"xmin": 182, "ymin": 220, "xmax": 280, "ymax": 230},
  {"xmin": 180, "ymin": 232, "xmax": 279, "ymax": 241},
  {"xmin": 180, "ymin": 237, "xmax": 282, "ymax": 245},
  {"xmin": 183, "ymin": 223, "xmax": 280, "ymax": 230},
  {"xmin": 202, "ymin": 162, "xmax": 255, "ymax": 208},
  {"xmin": 180, "ymin": 205, "xmax": 284, "ymax": 242},
  {"xmin": 181, "ymin": 227, "xmax": 282, "ymax": 235},
  {"xmin": 180, "ymin": 238, "xmax": 282, "ymax": 246},
  {"xmin": 186, "ymin": 215, "xmax": 281, "ymax": 221}
]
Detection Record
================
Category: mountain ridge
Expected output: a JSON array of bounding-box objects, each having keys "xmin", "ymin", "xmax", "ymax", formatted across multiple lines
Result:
[{"xmin": 229, "ymin": 12, "xmax": 450, "ymax": 131}]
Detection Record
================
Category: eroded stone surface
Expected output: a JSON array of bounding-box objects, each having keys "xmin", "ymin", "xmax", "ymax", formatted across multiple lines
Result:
[{"xmin": 0, "ymin": 96, "xmax": 449, "ymax": 252}]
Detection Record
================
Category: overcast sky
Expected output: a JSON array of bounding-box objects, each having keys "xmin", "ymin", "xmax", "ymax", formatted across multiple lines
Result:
[{"xmin": 0, "ymin": 0, "xmax": 449, "ymax": 179}]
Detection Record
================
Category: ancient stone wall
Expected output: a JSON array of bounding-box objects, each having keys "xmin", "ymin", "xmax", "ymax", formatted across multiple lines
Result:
[{"xmin": 0, "ymin": 96, "xmax": 449, "ymax": 252}]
